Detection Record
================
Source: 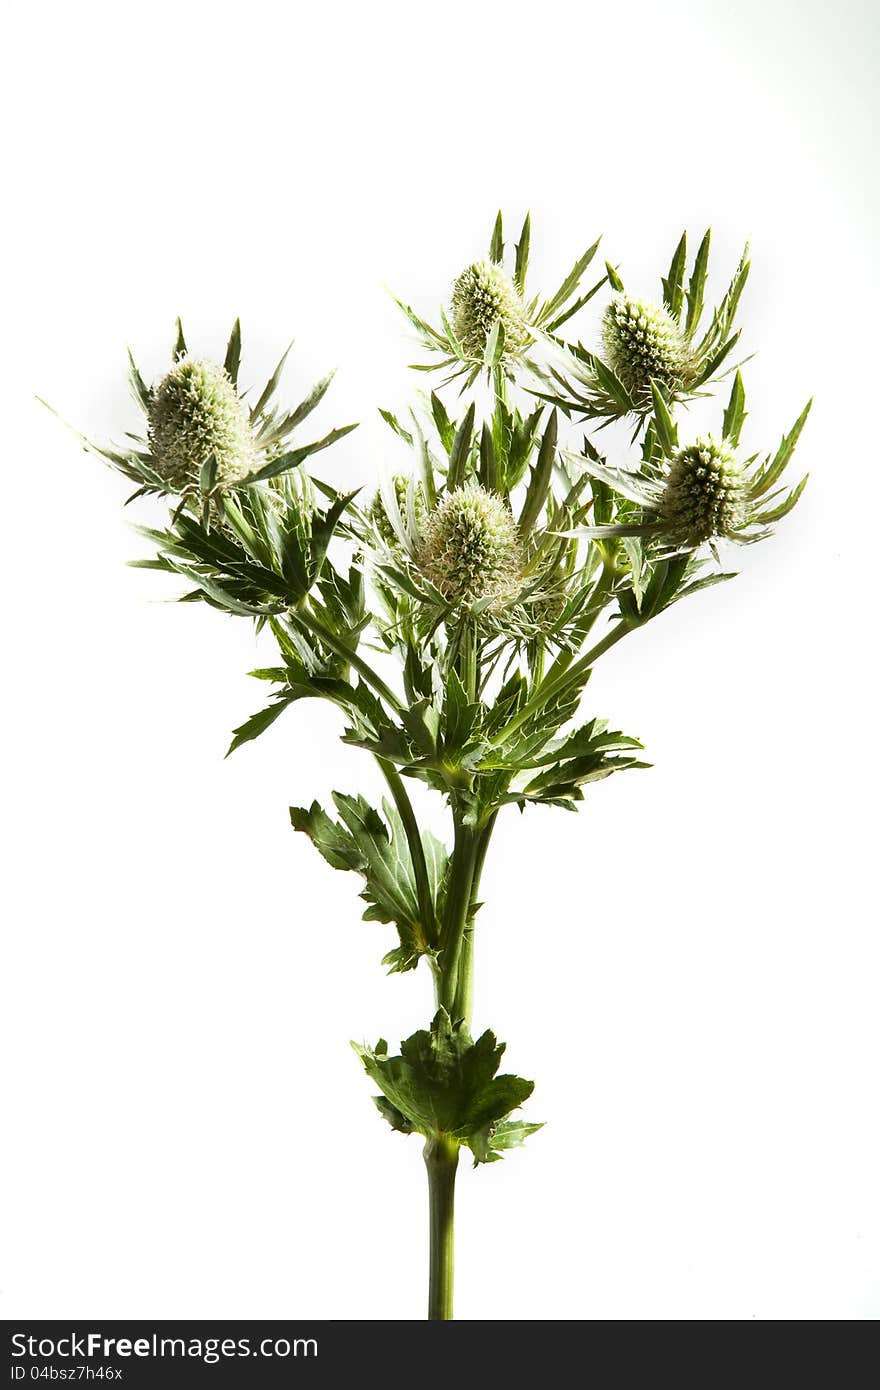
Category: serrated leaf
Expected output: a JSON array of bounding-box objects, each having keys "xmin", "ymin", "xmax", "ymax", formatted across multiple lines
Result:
[
  {"xmin": 539, "ymin": 238, "xmax": 602, "ymax": 325},
  {"xmin": 518, "ymin": 410, "xmax": 557, "ymax": 535},
  {"xmin": 489, "ymin": 210, "xmax": 504, "ymax": 264},
  {"xmin": 750, "ymin": 473, "xmax": 808, "ymax": 524},
  {"xmin": 662, "ymin": 231, "xmax": 687, "ymax": 319},
  {"xmin": 227, "ymin": 696, "xmax": 297, "ymax": 755},
  {"xmin": 249, "ymin": 340, "xmax": 294, "ymax": 420},
  {"xmin": 684, "ymin": 229, "xmax": 711, "ymax": 336},
  {"xmin": 479, "ymin": 421, "xmax": 497, "ymax": 491},
  {"xmin": 291, "ymin": 795, "xmax": 446, "ymax": 969},
  {"xmin": 750, "ymin": 399, "xmax": 812, "ymax": 498},
  {"xmin": 224, "ymin": 318, "xmax": 242, "ymax": 385},
  {"xmin": 722, "ymin": 369, "xmax": 747, "ymax": 446},
  {"xmin": 127, "ymin": 349, "xmax": 152, "ymax": 412},
  {"xmin": 514, "ymin": 211, "xmax": 531, "ymax": 290},
  {"xmin": 238, "ymin": 424, "xmax": 357, "ymax": 486},
  {"xmin": 649, "ymin": 381, "xmax": 678, "ymax": 454},
  {"xmin": 430, "ymin": 392, "xmax": 455, "ymax": 454},
  {"xmin": 354, "ymin": 1009, "xmax": 535, "ymax": 1145},
  {"xmin": 447, "ymin": 402, "xmax": 475, "ymax": 491}
]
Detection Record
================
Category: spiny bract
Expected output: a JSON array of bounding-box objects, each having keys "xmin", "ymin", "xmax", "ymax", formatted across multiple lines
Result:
[
  {"xmin": 418, "ymin": 483, "xmax": 521, "ymax": 610},
  {"xmin": 603, "ymin": 293, "xmax": 694, "ymax": 399},
  {"xmin": 147, "ymin": 357, "xmax": 258, "ymax": 490},
  {"xmin": 660, "ymin": 438, "xmax": 747, "ymax": 546},
  {"xmin": 451, "ymin": 262, "xmax": 529, "ymax": 361},
  {"xmin": 370, "ymin": 475, "xmax": 427, "ymax": 546}
]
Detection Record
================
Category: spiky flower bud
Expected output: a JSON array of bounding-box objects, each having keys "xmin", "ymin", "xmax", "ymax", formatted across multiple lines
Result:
[
  {"xmin": 451, "ymin": 262, "xmax": 529, "ymax": 360},
  {"xmin": 660, "ymin": 437, "xmax": 747, "ymax": 546},
  {"xmin": 370, "ymin": 475, "xmax": 426, "ymax": 546},
  {"xmin": 527, "ymin": 584, "xmax": 569, "ymax": 630},
  {"xmin": 418, "ymin": 483, "xmax": 521, "ymax": 611},
  {"xmin": 147, "ymin": 358, "xmax": 258, "ymax": 490},
  {"xmin": 602, "ymin": 293, "xmax": 694, "ymax": 398}
]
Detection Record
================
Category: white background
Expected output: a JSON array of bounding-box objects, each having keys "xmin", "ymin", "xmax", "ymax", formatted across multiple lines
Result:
[{"xmin": 3, "ymin": 0, "xmax": 877, "ymax": 1321}]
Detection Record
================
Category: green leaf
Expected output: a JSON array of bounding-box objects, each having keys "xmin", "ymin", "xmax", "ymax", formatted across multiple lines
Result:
[
  {"xmin": 649, "ymin": 380, "xmax": 678, "ymax": 454},
  {"xmin": 172, "ymin": 317, "xmax": 187, "ymax": 361},
  {"xmin": 662, "ymin": 231, "xmax": 687, "ymax": 319},
  {"xmin": 722, "ymin": 370, "xmax": 747, "ymax": 446},
  {"xmin": 291, "ymin": 795, "xmax": 446, "ymax": 970},
  {"xmin": 164, "ymin": 559, "xmax": 278, "ymax": 616},
  {"xmin": 280, "ymin": 371, "xmax": 338, "ymax": 438},
  {"xmin": 514, "ymin": 211, "xmax": 531, "ymax": 290},
  {"xmin": 518, "ymin": 410, "xmax": 557, "ymax": 536},
  {"xmin": 392, "ymin": 295, "xmax": 449, "ymax": 349},
  {"xmin": 290, "ymin": 799, "xmax": 363, "ymax": 871},
  {"xmin": 127, "ymin": 349, "xmax": 152, "ymax": 412},
  {"xmin": 354, "ymin": 1009, "xmax": 535, "ymax": 1146},
  {"xmin": 447, "ymin": 402, "xmax": 476, "ymax": 491},
  {"xmin": 238, "ymin": 424, "xmax": 357, "ymax": 486},
  {"xmin": 226, "ymin": 696, "xmax": 296, "ymax": 755},
  {"xmin": 684, "ymin": 229, "xmax": 711, "ymax": 336},
  {"xmin": 543, "ymin": 272, "xmax": 608, "ymax": 333},
  {"xmin": 466, "ymin": 1117, "xmax": 544, "ymax": 1165},
  {"xmin": 439, "ymin": 671, "xmax": 482, "ymax": 762},
  {"xmin": 489, "ymin": 210, "xmax": 504, "ymax": 264},
  {"xmin": 309, "ymin": 488, "xmax": 360, "ymax": 582},
  {"xmin": 430, "ymin": 392, "xmax": 455, "ymax": 454},
  {"xmin": 479, "ymin": 421, "xmax": 497, "ymax": 491},
  {"xmin": 373, "ymin": 1096, "xmax": 415, "ymax": 1134},
  {"xmin": 199, "ymin": 452, "xmax": 218, "ymax": 497},
  {"xmin": 224, "ymin": 318, "xmax": 242, "ymax": 385},
  {"xmin": 604, "ymin": 260, "xmax": 624, "ymax": 293},
  {"xmin": 750, "ymin": 399, "xmax": 812, "ymax": 498},
  {"xmin": 750, "ymin": 473, "xmax": 808, "ymax": 524},
  {"xmin": 249, "ymin": 340, "xmax": 294, "ymax": 420},
  {"xmin": 483, "ymin": 318, "xmax": 506, "ymax": 369},
  {"xmin": 379, "ymin": 407, "xmax": 414, "ymax": 446},
  {"xmin": 590, "ymin": 356, "xmax": 635, "ymax": 413},
  {"xmin": 539, "ymin": 238, "xmax": 602, "ymax": 325}
]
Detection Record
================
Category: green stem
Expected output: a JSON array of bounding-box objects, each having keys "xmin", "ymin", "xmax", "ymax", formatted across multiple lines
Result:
[
  {"xmin": 491, "ymin": 620, "xmax": 630, "ymax": 747},
  {"xmin": 438, "ymin": 816, "xmax": 479, "ymax": 1017},
  {"xmin": 375, "ymin": 757, "xmax": 436, "ymax": 947},
  {"xmin": 286, "ymin": 609, "xmax": 404, "ymax": 715},
  {"xmin": 458, "ymin": 617, "xmax": 478, "ymax": 703},
  {"xmin": 424, "ymin": 1134, "xmax": 459, "ymax": 1320},
  {"xmin": 451, "ymin": 812, "xmax": 497, "ymax": 1025}
]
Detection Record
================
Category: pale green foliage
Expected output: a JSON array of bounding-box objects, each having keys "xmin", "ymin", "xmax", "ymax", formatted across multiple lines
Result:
[
  {"xmin": 63, "ymin": 215, "xmax": 810, "ymax": 1217},
  {"xmin": 451, "ymin": 261, "xmax": 529, "ymax": 361},
  {"xmin": 418, "ymin": 483, "xmax": 521, "ymax": 610},
  {"xmin": 148, "ymin": 357, "xmax": 257, "ymax": 489}
]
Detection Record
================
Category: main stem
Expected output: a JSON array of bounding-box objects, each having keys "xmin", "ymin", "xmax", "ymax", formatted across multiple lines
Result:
[
  {"xmin": 424, "ymin": 1134, "xmax": 459, "ymax": 1320},
  {"xmin": 424, "ymin": 810, "xmax": 498, "ymax": 1319}
]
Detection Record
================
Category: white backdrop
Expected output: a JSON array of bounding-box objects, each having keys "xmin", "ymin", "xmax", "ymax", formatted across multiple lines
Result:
[{"xmin": 3, "ymin": 0, "xmax": 877, "ymax": 1320}]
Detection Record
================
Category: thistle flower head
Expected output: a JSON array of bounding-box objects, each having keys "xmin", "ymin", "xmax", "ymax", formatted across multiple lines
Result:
[
  {"xmin": 603, "ymin": 293, "xmax": 694, "ymax": 399},
  {"xmin": 660, "ymin": 437, "xmax": 747, "ymax": 546},
  {"xmin": 370, "ymin": 475, "xmax": 426, "ymax": 546},
  {"xmin": 418, "ymin": 483, "xmax": 521, "ymax": 611},
  {"xmin": 451, "ymin": 261, "xmax": 529, "ymax": 361},
  {"xmin": 525, "ymin": 584, "xmax": 569, "ymax": 631},
  {"xmin": 147, "ymin": 357, "xmax": 258, "ymax": 491}
]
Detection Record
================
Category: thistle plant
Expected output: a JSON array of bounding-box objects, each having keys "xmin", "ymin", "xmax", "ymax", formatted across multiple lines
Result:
[
  {"xmin": 536, "ymin": 229, "xmax": 752, "ymax": 425},
  {"xmin": 56, "ymin": 212, "xmax": 809, "ymax": 1320}
]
